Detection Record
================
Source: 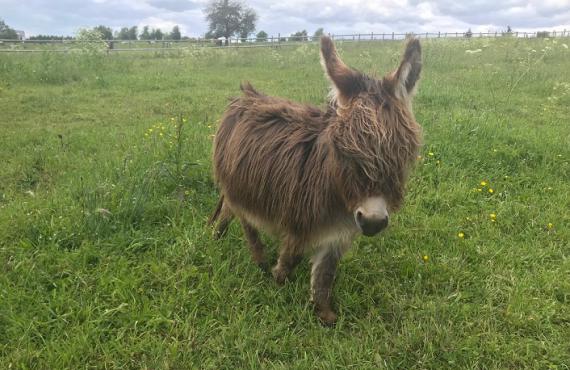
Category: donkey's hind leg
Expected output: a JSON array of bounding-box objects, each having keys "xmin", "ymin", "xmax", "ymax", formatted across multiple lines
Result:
[
  {"xmin": 272, "ymin": 236, "xmax": 304, "ymax": 285},
  {"xmin": 210, "ymin": 197, "xmax": 234, "ymax": 240},
  {"xmin": 215, "ymin": 209, "xmax": 233, "ymax": 239},
  {"xmin": 240, "ymin": 219, "xmax": 269, "ymax": 272}
]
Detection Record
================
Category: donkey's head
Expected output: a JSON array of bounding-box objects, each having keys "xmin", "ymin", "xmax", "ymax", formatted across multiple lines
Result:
[{"xmin": 320, "ymin": 36, "xmax": 422, "ymax": 237}]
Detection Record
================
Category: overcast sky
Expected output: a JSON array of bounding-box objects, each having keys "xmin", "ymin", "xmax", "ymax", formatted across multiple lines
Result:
[{"xmin": 1, "ymin": 0, "xmax": 569, "ymax": 38}]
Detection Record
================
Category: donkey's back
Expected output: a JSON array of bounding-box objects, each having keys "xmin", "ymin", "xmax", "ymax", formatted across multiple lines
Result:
[{"xmin": 213, "ymin": 83, "xmax": 340, "ymax": 237}]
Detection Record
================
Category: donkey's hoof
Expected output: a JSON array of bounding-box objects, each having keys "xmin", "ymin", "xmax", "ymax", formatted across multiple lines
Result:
[
  {"xmin": 316, "ymin": 309, "xmax": 337, "ymax": 327},
  {"xmin": 271, "ymin": 266, "xmax": 288, "ymax": 285}
]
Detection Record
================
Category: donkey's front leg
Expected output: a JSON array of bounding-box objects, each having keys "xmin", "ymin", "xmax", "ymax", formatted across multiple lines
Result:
[{"xmin": 310, "ymin": 244, "xmax": 345, "ymax": 326}]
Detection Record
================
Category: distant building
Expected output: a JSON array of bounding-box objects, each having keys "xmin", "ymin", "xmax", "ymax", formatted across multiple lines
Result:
[{"xmin": 15, "ymin": 30, "xmax": 25, "ymax": 40}]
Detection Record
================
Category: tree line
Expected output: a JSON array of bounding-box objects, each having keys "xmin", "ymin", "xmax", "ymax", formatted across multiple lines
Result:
[
  {"xmin": 87, "ymin": 25, "xmax": 183, "ymax": 41},
  {"xmin": 2, "ymin": 1, "xmax": 326, "ymax": 42}
]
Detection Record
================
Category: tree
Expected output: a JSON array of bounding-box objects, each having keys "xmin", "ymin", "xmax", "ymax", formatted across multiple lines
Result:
[
  {"xmin": 291, "ymin": 30, "xmax": 308, "ymax": 42},
  {"xmin": 117, "ymin": 27, "xmax": 129, "ymax": 40},
  {"xmin": 93, "ymin": 25, "xmax": 113, "ymax": 40},
  {"xmin": 170, "ymin": 25, "xmax": 181, "ymax": 40},
  {"xmin": 313, "ymin": 28, "xmax": 324, "ymax": 39},
  {"xmin": 238, "ymin": 8, "xmax": 256, "ymax": 40},
  {"xmin": 464, "ymin": 28, "xmax": 473, "ymax": 38},
  {"xmin": 140, "ymin": 26, "xmax": 151, "ymax": 40},
  {"xmin": 127, "ymin": 26, "xmax": 138, "ymax": 40},
  {"xmin": 150, "ymin": 28, "xmax": 163, "ymax": 40},
  {"xmin": 204, "ymin": 0, "xmax": 257, "ymax": 40},
  {"xmin": 256, "ymin": 30, "xmax": 268, "ymax": 42},
  {"xmin": 0, "ymin": 19, "xmax": 18, "ymax": 40}
]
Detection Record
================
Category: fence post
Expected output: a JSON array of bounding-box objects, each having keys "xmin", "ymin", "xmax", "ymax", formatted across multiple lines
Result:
[
  {"xmin": 392, "ymin": 32, "xmax": 394, "ymax": 40},
  {"xmin": 371, "ymin": 32, "xmax": 373, "ymax": 41},
  {"xmin": 438, "ymin": 31, "xmax": 440, "ymax": 38}
]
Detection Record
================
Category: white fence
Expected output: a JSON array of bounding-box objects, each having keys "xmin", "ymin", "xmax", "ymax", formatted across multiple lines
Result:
[{"xmin": 0, "ymin": 30, "xmax": 568, "ymax": 53}]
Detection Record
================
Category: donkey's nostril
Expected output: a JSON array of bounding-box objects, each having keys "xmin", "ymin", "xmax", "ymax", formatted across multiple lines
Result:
[
  {"xmin": 355, "ymin": 210, "xmax": 363, "ymax": 223},
  {"xmin": 358, "ymin": 216, "xmax": 388, "ymax": 237}
]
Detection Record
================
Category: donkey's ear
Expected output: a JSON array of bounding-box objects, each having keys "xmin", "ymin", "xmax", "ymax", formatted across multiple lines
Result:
[
  {"xmin": 394, "ymin": 38, "xmax": 422, "ymax": 99},
  {"xmin": 320, "ymin": 36, "xmax": 361, "ymax": 107}
]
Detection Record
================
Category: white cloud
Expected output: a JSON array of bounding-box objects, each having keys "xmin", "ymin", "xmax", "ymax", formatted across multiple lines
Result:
[{"xmin": 1, "ymin": 0, "xmax": 569, "ymax": 37}]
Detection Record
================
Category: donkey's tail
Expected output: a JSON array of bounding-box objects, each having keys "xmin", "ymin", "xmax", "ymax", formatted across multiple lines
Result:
[
  {"xmin": 209, "ymin": 194, "xmax": 233, "ymax": 239},
  {"xmin": 208, "ymin": 194, "xmax": 225, "ymax": 226}
]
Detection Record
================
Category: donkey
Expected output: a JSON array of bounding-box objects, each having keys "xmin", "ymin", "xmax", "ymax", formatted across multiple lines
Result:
[{"xmin": 210, "ymin": 36, "xmax": 422, "ymax": 325}]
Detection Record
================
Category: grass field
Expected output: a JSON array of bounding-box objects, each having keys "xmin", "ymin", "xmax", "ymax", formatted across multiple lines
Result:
[{"xmin": 1, "ymin": 37, "xmax": 569, "ymax": 368}]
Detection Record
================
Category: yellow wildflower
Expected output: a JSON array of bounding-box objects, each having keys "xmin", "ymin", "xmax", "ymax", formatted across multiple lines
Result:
[
  {"xmin": 480, "ymin": 181, "xmax": 487, "ymax": 186},
  {"xmin": 489, "ymin": 213, "xmax": 496, "ymax": 220},
  {"xmin": 422, "ymin": 255, "xmax": 429, "ymax": 262},
  {"xmin": 488, "ymin": 188, "xmax": 494, "ymax": 194},
  {"xmin": 547, "ymin": 223, "xmax": 554, "ymax": 230},
  {"xmin": 458, "ymin": 232, "xmax": 465, "ymax": 239},
  {"xmin": 428, "ymin": 152, "xmax": 434, "ymax": 156}
]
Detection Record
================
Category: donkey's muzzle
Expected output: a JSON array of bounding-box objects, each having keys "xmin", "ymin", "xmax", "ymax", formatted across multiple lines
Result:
[{"xmin": 356, "ymin": 212, "xmax": 389, "ymax": 237}]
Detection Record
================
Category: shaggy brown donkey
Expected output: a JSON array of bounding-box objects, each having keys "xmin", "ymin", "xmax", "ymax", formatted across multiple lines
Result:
[{"xmin": 210, "ymin": 36, "xmax": 422, "ymax": 325}]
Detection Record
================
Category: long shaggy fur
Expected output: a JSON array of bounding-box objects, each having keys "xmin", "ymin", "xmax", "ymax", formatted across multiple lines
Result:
[{"xmin": 212, "ymin": 60, "xmax": 421, "ymax": 241}]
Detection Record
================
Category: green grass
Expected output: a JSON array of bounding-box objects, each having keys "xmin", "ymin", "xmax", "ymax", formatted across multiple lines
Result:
[{"xmin": 1, "ymin": 38, "xmax": 569, "ymax": 369}]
